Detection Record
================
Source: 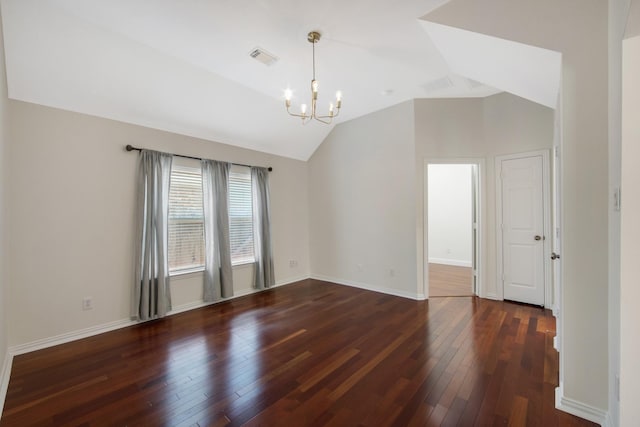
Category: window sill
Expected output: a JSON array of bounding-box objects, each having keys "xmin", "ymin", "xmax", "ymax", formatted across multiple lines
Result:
[
  {"xmin": 231, "ymin": 260, "xmax": 256, "ymax": 269},
  {"xmin": 170, "ymin": 267, "xmax": 205, "ymax": 278},
  {"xmin": 170, "ymin": 262, "xmax": 255, "ymax": 278}
]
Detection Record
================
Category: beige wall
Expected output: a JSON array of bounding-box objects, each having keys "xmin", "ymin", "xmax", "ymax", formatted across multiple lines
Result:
[
  {"xmin": 0, "ymin": 1, "xmax": 9, "ymax": 396},
  {"xmin": 608, "ymin": 0, "xmax": 631, "ymax": 424},
  {"xmin": 6, "ymin": 100, "xmax": 310, "ymax": 346},
  {"xmin": 620, "ymin": 32, "xmax": 640, "ymax": 427},
  {"xmin": 415, "ymin": 94, "xmax": 554, "ymax": 301},
  {"xmin": 308, "ymin": 101, "xmax": 418, "ymax": 298},
  {"xmin": 307, "ymin": 93, "xmax": 552, "ymax": 302}
]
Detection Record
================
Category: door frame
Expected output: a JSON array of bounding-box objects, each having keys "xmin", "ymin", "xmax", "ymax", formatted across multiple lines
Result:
[
  {"xmin": 495, "ymin": 149, "xmax": 552, "ymax": 308},
  {"xmin": 423, "ymin": 158, "xmax": 485, "ymax": 299}
]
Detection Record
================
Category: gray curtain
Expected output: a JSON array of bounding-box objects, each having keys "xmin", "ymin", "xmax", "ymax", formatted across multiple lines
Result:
[
  {"xmin": 133, "ymin": 150, "xmax": 173, "ymax": 321},
  {"xmin": 251, "ymin": 167, "xmax": 275, "ymax": 289},
  {"xmin": 202, "ymin": 160, "xmax": 233, "ymax": 301}
]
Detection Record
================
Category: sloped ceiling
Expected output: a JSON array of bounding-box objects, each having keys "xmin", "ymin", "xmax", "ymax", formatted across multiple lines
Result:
[
  {"xmin": 419, "ymin": 21, "xmax": 561, "ymax": 109},
  {"xmin": 0, "ymin": 0, "xmax": 503, "ymax": 161}
]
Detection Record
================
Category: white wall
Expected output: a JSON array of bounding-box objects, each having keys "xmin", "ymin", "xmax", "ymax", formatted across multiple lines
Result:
[
  {"xmin": 415, "ymin": 94, "xmax": 554, "ymax": 300},
  {"xmin": 427, "ymin": 164, "xmax": 473, "ymax": 267},
  {"xmin": 0, "ymin": 0, "xmax": 9, "ymax": 407},
  {"xmin": 308, "ymin": 101, "xmax": 418, "ymax": 298},
  {"xmin": 5, "ymin": 100, "xmax": 310, "ymax": 347},
  {"xmin": 620, "ymin": 32, "xmax": 640, "ymax": 427}
]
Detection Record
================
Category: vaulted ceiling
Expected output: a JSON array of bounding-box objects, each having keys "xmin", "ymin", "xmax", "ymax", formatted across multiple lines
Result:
[{"xmin": 1, "ymin": 0, "xmax": 561, "ymax": 160}]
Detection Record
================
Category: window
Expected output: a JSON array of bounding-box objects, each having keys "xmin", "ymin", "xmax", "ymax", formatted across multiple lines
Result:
[
  {"xmin": 229, "ymin": 167, "xmax": 255, "ymax": 265},
  {"xmin": 168, "ymin": 164, "xmax": 254, "ymax": 274},
  {"xmin": 168, "ymin": 165, "xmax": 205, "ymax": 274}
]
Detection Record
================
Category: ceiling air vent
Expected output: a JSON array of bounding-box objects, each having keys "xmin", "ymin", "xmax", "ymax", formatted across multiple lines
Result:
[{"xmin": 249, "ymin": 47, "xmax": 278, "ymax": 66}]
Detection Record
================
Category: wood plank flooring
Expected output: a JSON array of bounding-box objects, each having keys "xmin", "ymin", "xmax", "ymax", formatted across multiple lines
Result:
[
  {"xmin": 1, "ymin": 279, "xmax": 596, "ymax": 426},
  {"xmin": 429, "ymin": 263, "xmax": 474, "ymax": 297}
]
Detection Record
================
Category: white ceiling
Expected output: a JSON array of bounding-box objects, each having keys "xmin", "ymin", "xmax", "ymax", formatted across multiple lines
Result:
[
  {"xmin": 0, "ymin": 0, "xmax": 504, "ymax": 160},
  {"xmin": 420, "ymin": 21, "xmax": 561, "ymax": 109}
]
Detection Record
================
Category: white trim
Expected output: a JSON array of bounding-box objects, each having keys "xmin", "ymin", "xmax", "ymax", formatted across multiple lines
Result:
[
  {"xmin": 495, "ymin": 150, "xmax": 552, "ymax": 308},
  {"xmin": 423, "ymin": 158, "xmax": 485, "ymax": 300},
  {"xmin": 8, "ymin": 277, "xmax": 308, "ymax": 356},
  {"xmin": 9, "ymin": 318, "xmax": 137, "ymax": 356},
  {"xmin": 604, "ymin": 411, "xmax": 613, "ymax": 427},
  {"xmin": 311, "ymin": 274, "xmax": 425, "ymax": 300},
  {"xmin": 555, "ymin": 383, "xmax": 609, "ymax": 426},
  {"xmin": 0, "ymin": 351, "xmax": 13, "ymax": 417},
  {"xmin": 484, "ymin": 292, "xmax": 500, "ymax": 301},
  {"xmin": 427, "ymin": 258, "xmax": 473, "ymax": 268}
]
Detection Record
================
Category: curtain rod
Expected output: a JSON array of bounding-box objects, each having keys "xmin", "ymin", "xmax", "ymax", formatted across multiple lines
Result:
[{"xmin": 125, "ymin": 145, "xmax": 273, "ymax": 172}]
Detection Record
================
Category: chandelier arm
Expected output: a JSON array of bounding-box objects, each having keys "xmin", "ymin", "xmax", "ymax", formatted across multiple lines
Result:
[
  {"xmin": 313, "ymin": 116, "xmax": 333, "ymax": 125},
  {"xmin": 316, "ymin": 109, "xmax": 340, "ymax": 120}
]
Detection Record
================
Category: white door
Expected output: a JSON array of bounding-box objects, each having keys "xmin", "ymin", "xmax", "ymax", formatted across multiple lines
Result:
[{"xmin": 500, "ymin": 155, "xmax": 545, "ymax": 305}]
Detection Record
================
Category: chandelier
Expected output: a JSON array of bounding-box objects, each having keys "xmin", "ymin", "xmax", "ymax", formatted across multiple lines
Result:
[{"xmin": 284, "ymin": 31, "xmax": 342, "ymax": 124}]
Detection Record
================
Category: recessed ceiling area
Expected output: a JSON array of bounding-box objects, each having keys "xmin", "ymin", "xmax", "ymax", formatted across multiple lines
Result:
[{"xmin": 0, "ymin": 0, "xmax": 559, "ymax": 160}]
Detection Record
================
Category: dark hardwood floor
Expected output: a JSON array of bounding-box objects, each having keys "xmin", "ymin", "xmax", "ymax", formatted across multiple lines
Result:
[
  {"xmin": 429, "ymin": 263, "xmax": 474, "ymax": 297},
  {"xmin": 1, "ymin": 279, "xmax": 596, "ymax": 426}
]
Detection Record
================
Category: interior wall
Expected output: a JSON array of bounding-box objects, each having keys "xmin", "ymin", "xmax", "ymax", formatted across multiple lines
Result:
[
  {"xmin": 427, "ymin": 164, "xmax": 473, "ymax": 267},
  {"xmin": 6, "ymin": 100, "xmax": 310, "ymax": 347},
  {"xmin": 608, "ymin": 0, "xmax": 631, "ymax": 424},
  {"xmin": 423, "ymin": 0, "xmax": 609, "ymax": 413},
  {"xmin": 415, "ymin": 93, "xmax": 554, "ymax": 300},
  {"xmin": 0, "ymin": 0, "xmax": 9, "ymax": 392},
  {"xmin": 620, "ymin": 32, "xmax": 640, "ymax": 427},
  {"xmin": 308, "ymin": 101, "xmax": 418, "ymax": 298}
]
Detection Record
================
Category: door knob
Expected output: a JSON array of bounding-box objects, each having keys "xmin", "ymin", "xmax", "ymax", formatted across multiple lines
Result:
[
  {"xmin": 551, "ymin": 252, "xmax": 560, "ymax": 260},
  {"xmin": 535, "ymin": 235, "xmax": 542, "ymax": 241}
]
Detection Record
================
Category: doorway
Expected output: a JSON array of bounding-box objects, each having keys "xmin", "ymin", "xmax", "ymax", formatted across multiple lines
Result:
[{"xmin": 426, "ymin": 162, "xmax": 480, "ymax": 297}]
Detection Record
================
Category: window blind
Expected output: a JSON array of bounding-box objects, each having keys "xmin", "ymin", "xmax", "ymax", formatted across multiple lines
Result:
[
  {"xmin": 168, "ymin": 165, "xmax": 205, "ymax": 273},
  {"xmin": 229, "ymin": 168, "xmax": 255, "ymax": 265}
]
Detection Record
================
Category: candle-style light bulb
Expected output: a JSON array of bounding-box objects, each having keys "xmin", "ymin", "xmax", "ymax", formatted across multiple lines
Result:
[
  {"xmin": 312, "ymin": 80, "xmax": 319, "ymax": 93},
  {"xmin": 301, "ymin": 104, "xmax": 307, "ymax": 115},
  {"xmin": 284, "ymin": 89, "xmax": 292, "ymax": 108},
  {"xmin": 329, "ymin": 103, "xmax": 334, "ymax": 114},
  {"xmin": 336, "ymin": 91, "xmax": 342, "ymax": 109}
]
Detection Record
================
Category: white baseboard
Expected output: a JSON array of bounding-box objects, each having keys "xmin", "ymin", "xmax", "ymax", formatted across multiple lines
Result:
[
  {"xmin": 9, "ymin": 276, "xmax": 311, "ymax": 356},
  {"xmin": 0, "ymin": 350, "xmax": 13, "ymax": 417},
  {"xmin": 555, "ymin": 383, "xmax": 608, "ymax": 426},
  {"xmin": 310, "ymin": 274, "xmax": 422, "ymax": 300},
  {"xmin": 9, "ymin": 318, "xmax": 137, "ymax": 356},
  {"xmin": 484, "ymin": 292, "xmax": 500, "ymax": 301},
  {"xmin": 603, "ymin": 412, "xmax": 613, "ymax": 427},
  {"xmin": 428, "ymin": 258, "xmax": 473, "ymax": 268}
]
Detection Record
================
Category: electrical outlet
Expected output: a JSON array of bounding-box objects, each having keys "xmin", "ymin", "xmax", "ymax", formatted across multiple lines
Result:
[
  {"xmin": 82, "ymin": 297, "xmax": 93, "ymax": 311},
  {"xmin": 289, "ymin": 260, "xmax": 298, "ymax": 268},
  {"xmin": 389, "ymin": 268, "xmax": 395, "ymax": 277},
  {"xmin": 357, "ymin": 264, "xmax": 363, "ymax": 272}
]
